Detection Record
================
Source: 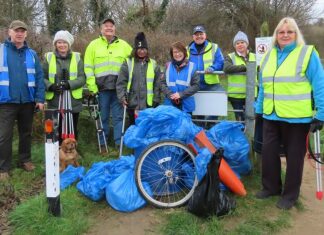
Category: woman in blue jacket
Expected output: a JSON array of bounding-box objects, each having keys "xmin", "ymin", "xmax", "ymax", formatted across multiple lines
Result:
[
  {"xmin": 160, "ymin": 41, "xmax": 200, "ymax": 113},
  {"xmin": 255, "ymin": 17, "xmax": 324, "ymax": 209}
]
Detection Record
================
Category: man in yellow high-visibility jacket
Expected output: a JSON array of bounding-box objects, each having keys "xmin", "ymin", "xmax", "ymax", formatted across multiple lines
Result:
[{"xmin": 84, "ymin": 18, "xmax": 132, "ymax": 152}]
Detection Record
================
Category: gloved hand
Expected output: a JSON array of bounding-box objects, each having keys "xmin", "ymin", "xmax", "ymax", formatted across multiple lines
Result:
[
  {"xmin": 205, "ymin": 67, "xmax": 214, "ymax": 74},
  {"xmin": 48, "ymin": 83, "xmax": 62, "ymax": 93},
  {"xmin": 255, "ymin": 113, "xmax": 263, "ymax": 120},
  {"xmin": 60, "ymin": 80, "xmax": 70, "ymax": 90},
  {"xmin": 310, "ymin": 118, "xmax": 323, "ymax": 133}
]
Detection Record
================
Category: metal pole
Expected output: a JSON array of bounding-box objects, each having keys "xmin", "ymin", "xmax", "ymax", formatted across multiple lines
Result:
[
  {"xmin": 119, "ymin": 105, "xmax": 127, "ymax": 158},
  {"xmin": 244, "ymin": 62, "xmax": 256, "ymax": 140},
  {"xmin": 314, "ymin": 130, "xmax": 323, "ymax": 200}
]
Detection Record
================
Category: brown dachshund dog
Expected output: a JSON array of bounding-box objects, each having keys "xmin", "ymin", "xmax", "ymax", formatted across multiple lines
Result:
[{"xmin": 59, "ymin": 138, "xmax": 80, "ymax": 172}]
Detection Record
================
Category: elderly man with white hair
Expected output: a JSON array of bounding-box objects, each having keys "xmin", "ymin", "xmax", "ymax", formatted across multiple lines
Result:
[{"xmin": 43, "ymin": 30, "xmax": 86, "ymax": 144}]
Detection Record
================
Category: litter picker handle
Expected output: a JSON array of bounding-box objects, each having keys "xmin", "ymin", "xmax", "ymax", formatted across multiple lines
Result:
[{"xmin": 314, "ymin": 130, "xmax": 323, "ymax": 200}]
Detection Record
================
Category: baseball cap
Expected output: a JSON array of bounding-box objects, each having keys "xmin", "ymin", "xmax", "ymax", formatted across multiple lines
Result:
[
  {"xmin": 193, "ymin": 25, "xmax": 206, "ymax": 34},
  {"xmin": 101, "ymin": 18, "xmax": 115, "ymax": 25},
  {"xmin": 9, "ymin": 20, "xmax": 28, "ymax": 30}
]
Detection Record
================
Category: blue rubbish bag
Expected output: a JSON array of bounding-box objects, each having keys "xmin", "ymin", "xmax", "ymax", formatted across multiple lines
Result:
[
  {"xmin": 60, "ymin": 165, "xmax": 85, "ymax": 190},
  {"xmin": 124, "ymin": 105, "xmax": 202, "ymax": 159},
  {"xmin": 207, "ymin": 121, "xmax": 251, "ymax": 176},
  {"xmin": 76, "ymin": 156, "xmax": 135, "ymax": 201},
  {"xmin": 106, "ymin": 168, "xmax": 152, "ymax": 212}
]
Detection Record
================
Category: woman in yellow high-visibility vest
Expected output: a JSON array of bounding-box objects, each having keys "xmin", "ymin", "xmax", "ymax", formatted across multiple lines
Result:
[
  {"xmin": 43, "ymin": 30, "xmax": 86, "ymax": 144},
  {"xmin": 224, "ymin": 31, "xmax": 256, "ymax": 121},
  {"xmin": 255, "ymin": 17, "xmax": 324, "ymax": 209}
]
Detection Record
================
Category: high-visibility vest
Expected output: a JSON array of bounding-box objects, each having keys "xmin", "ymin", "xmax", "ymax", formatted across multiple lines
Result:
[
  {"xmin": 84, "ymin": 36, "xmax": 132, "ymax": 93},
  {"xmin": 45, "ymin": 52, "xmax": 81, "ymax": 100},
  {"xmin": 227, "ymin": 52, "xmax": 257, "ymax": 98},
  {"xmin": 126, "ymin": 58, "xmax": 156, "ymax": 106},
  {"xmin": 188, "ymin": 42, "xmax": 220, "ymax": 84},
  {"xmin": 0, "ymin": 43, "xmax": 36, "ymax": 103},
  {"xmin": 260, "ymin": 45, "xmax": 314, "ymax": 118},
  {"xmin": 165, "ymin": 61, "xmax": 196, "ymax": 112}
]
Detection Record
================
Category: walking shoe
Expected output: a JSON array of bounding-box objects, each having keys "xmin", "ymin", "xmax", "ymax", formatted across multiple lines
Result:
[
  {"xmin": 0, "ymin": 172, "xmax": 9, "ymax": 181},
  {"xmin": 276, "ymin": 198, "xmax": 295, "ymax": 210},
  {"xmin": 255, "ymin": 189, "xmax": 281, "ymax": 199},
  {"xmin": 20, "ymin": 162, "xmax": 35, "ymax": 172}
]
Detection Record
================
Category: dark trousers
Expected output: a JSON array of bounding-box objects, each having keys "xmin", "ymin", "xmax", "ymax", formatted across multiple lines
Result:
[
  {"xmin": 0, "ymin": 103, "xmax": 34, "ymax": 172},
  {"xmin": 261, "ymin": 119, "xmax": 310, "ymax": 202},
  {"xmin": 228, "ymin": 97, "xmax": 245, "ymax": 121}
]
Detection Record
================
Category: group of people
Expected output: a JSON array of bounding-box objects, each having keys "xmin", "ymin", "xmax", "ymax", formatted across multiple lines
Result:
[{"xmin": 1, "ymin": 16, "xmax": 324, "ymax": 211}]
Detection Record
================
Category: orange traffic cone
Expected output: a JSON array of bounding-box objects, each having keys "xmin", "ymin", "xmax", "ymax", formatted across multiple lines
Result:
[{"xmin": 194, "ymin": 130, "xmax": 247, "ymax": 196}]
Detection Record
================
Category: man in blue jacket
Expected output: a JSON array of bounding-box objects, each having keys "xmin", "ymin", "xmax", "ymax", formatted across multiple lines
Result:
[
  {"xmin": 188, "ymin": 25, "xmax": 224, "ymax": 127},
  {"xmin": 0, "ymin": 20, "xmax": 45, "ymax": 180}
]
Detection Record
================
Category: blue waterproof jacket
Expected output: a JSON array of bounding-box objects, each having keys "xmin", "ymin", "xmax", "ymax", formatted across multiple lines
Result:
[
  {"xmin": 255, "ymin": 42, "xmax": 324, "ymax": 122},
  {"xmin": 188, "ymin": 40, "xmax": 224, "ymax": 89},
  {"xmin": 0, "ymin": 39, "xmax": 44, "ymax": 104}
]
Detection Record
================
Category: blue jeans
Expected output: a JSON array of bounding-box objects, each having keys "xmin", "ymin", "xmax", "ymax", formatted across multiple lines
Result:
[
  {"xmin": 98, "ymin": 90, "xmax": 123, "ymax": 146},
  {"xmin": 199, "ymin": 83, "xmax": 225, "ymax": 128}
]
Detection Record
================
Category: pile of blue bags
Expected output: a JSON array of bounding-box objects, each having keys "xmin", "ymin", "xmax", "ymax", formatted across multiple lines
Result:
[{"xmin": 61, "ymin": 105, "xmax": 251, "ymax": 212}]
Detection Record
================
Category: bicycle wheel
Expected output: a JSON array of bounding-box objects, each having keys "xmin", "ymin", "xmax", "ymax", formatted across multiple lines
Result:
[{"xmin": 135, "ymin": 140, "xmax": 198, "ymax": 208}]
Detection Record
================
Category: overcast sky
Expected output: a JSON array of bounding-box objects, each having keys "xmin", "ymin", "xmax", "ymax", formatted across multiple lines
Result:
[{"xmin": 315, "ymin": 0, "xmax": 324, "ymax": 14}]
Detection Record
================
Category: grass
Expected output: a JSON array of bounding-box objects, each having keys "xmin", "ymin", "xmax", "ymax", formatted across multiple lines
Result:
[
  {"xmin": 160, "ymin": 173, "xmax": 293, "ymax": 235},
  {"xmin": 5, "ymin": 107, "xmax": 298, "ymax": 235}
]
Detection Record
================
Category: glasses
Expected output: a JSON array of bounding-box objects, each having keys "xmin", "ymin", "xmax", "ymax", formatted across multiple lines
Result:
[{"xmin": 277, "ymin": 30, "xmax": 295, "ymax": 36}]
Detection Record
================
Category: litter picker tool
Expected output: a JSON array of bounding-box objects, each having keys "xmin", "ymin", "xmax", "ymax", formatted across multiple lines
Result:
[
  {"xmin": 88, "ymin": 95, "xmax": 108, "ymax": 154},
  {"xmin": 119, "ymin": 104, "xmax": 127, "ymax": 158},
  {"xmin": 307, "ymin": 130, "xmax": 324, "ymax": 200},
  {"xmin": 314, "ymin": 130, "xmax": 323, "ymax": 200}
]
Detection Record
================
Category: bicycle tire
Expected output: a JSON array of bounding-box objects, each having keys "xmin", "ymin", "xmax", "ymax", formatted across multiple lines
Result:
[{"xmin": 135, "ymin": 140, "xmax": 198, "ymax": 208}]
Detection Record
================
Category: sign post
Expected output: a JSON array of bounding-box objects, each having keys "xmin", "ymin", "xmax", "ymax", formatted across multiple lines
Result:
[{"xmin": 44, "ymin": 109, "xmax": 61, "ymax": 216}]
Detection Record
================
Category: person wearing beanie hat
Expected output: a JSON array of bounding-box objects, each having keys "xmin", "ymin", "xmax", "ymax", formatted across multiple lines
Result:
[
  {"xmin": 160, "ymin": 41, "xmax": 200, "ymax": 113},
  {"xmin": 43, "ymin": 30, "xmax": 86, "ymax": 144},
  {"xmin": 223, "ymin": 30, "xmax": 256, "ymax": 121},
  {"xmin": 116, "ymin": 32, "xmax": 160, "ymax": 126},
  {"xmin": 84, "ymin": 17, "xmax": 132, "ymax": 152},
  {"xmin": 53, "ymin": 30, "xmax": 74, "ymax": 48},
  {"xmin": 0, "ymin": 20, "xmax": 45, "ymax": 176}
]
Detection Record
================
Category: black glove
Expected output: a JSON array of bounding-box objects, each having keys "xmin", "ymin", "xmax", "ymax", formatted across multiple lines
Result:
[
  {"xmin": 152, "ymin": 102, "xmax": 159, "ymax": 108},
  {"xmin": 255, "ymin": 113, "xmax": 262, "ymax": 120},
  {"xmin": 60, "ymin": 80, "xmax": 70, "ymax": 90},
  {"xmin": 48, "ymin": 83, "xmax": 62, "ymax": 93},
  {"xmin": 310, "ymin": 118, "xmax": 323, "ymax": 133}
]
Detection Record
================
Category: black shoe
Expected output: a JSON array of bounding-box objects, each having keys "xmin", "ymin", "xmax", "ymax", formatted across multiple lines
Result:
[
  {"xmin": 255, "ymin": 190, "xmax": 281, "ymax": 199},
  {"xmin": 276, "ymin": 198, "xmax": 295, "ymax": 210}
]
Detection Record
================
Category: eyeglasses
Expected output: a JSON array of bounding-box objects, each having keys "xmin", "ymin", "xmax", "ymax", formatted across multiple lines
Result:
[{"xmin": 277, "ymin": 30, "xmax": 295, "ymax": 36}]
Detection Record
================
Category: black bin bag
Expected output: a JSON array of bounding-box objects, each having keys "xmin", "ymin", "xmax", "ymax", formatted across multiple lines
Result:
[{"xmin": 187, "ymin": 149, "xmax": 236, "ymax": 217}]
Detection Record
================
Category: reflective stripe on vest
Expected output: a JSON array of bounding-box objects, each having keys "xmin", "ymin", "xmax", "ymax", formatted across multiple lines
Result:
[
  {"xmin": 166, "ymin": 62, "xmax": 193, "ymax": 89},
  {"xmin": 45, "ymin": 52, "xmax": 81, "ymax": 100},
  {"xmin": 260, "ymin": 45, "xmax": 313, "ymax": 118},
  {"xmin": 126, "ymin": 58, "xmax": 155, "ymax": 106},
  {"xmin": 227, "ymin": 52, "xmax": 257, "ymax": 98},
  {"xmin": 0, "ymin": 43, "xmax": 36, "ymax": 102},
  {"xmin": 203, "ymin": 43, "xmax": 220, "ymax": 84}
]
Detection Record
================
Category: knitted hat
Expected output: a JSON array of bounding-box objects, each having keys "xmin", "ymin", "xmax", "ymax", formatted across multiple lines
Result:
[
  {"xmin": 134, "ymin": 32, "xmax": 148, "ymax": 49},
  {"xmin": 233, "ymin": 31, "xmax": 249, "ymax": 46},
  {"xmin": 53, "ymin": 30, "xmax": 74, "ymax": 48}
]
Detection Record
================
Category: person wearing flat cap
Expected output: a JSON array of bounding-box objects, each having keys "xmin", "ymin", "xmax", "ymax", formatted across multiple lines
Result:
[
  {"xmin": 187, "ymin": 25, "xmax": 225, "ymax": 128},
  {"xmin": 117, "ymin": 32, "xmax": 161, "ymax": 125},
  {"xmin": 0, "ymin": 20, "xmax": 45, "ymax": 178},
  {"xmin": 223, "ymin": 31, "xmax": 257, "ymax": 121},
  {"xmin": 84, "ymin": 18, "xmax": 132, "ymax": 152},
  {"xmin": 43, "ymin": 30, "xmax": 86, "ymax": 144}
]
